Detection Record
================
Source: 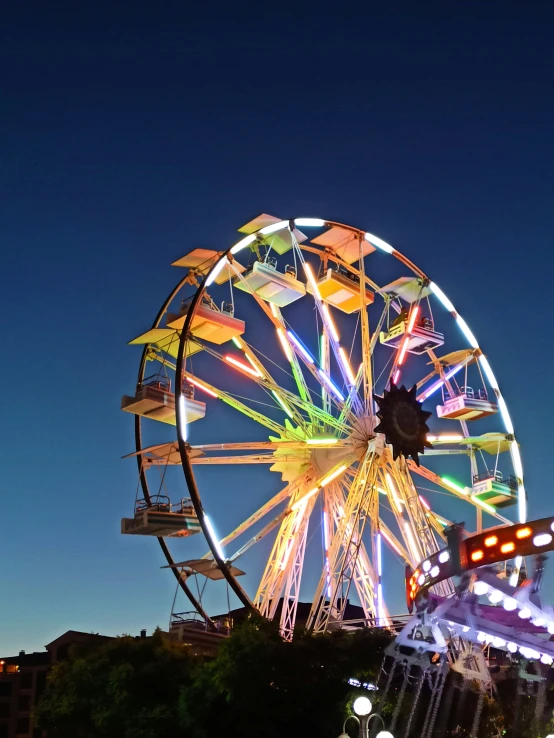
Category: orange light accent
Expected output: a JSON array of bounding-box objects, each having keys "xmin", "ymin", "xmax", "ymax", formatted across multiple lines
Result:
[
  {"xmin": 414, "ymin": 570, "xmax": 420, "ymax": 578},
  {"xmin": 407, "ymin": 306, "xmax": 420, "ymax": 333},
  {"xmin": 411, "ymin": 584, "xmax": 416, "ymax": 592},
  {"xmin": 471, "ymin": 550, "xmax": 484, "ymax": 562},
  {"xmin": 484, "ymin": 535, "xmax": 498, "ymax": 547},
  {"xmin": 410, "ymin": 591, "xmax": 415, "ymax": 599},
  {"xmin": 501, "ymin": 542, "xmax": 515, "ymax": 554},
  {"xmin": 398, "ymin": 336, "xmax": 410, "ymax": 366},
  {"xmin": 516, "ymin": 527, "xmax": 532, "ymax": 539},
  {"xmin": 225, "ymin": 355, "xmax": 262, "ymax": 378}
]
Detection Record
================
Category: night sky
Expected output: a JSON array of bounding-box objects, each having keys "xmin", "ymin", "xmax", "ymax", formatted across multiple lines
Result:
[{"xmin": 2, "ymin": 1, "xmax": 554, "ymax": 654}]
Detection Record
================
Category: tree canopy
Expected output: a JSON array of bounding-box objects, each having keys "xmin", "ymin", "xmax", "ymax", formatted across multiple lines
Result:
[{"xmin": 34, "ymin": 619, "xmax": 554, "ymax": 738}]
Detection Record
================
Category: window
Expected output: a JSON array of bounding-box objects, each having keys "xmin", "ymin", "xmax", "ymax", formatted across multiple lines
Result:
[
  {"xmin": 20, "ymin": 673, "xmax": 33, "ymax": 689},
  {"xmin": 18, "ymin": 694, "xmax": 31, "ymax": 712},
  {"xmin": 16, "ymin": 717, "xmax": 30, "ymax": 734},
  {"xmin": 34, "ymin": 672, "xmax": 47, "ymax": 704}
]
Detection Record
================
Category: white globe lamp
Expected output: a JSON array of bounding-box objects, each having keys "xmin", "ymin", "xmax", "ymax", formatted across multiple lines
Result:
[{"xmin": 353, "ymin": 696, "xmax": 372, "ymax": 716}]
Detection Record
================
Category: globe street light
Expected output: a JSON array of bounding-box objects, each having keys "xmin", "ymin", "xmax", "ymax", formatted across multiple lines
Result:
[
  {"xmin": 353, "ymin": 697, "xmax": 372, "ymax": 717},
  {"xmin": 338, "ymin": 697, "xmax": 393, "ymax": 738}
]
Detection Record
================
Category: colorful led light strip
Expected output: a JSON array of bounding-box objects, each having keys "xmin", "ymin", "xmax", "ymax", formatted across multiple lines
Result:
[
  {"xmin": 188, "ymin": 377, "xmax": 218, "ymax": 398},
  {"xmin": 225, "ymin": 355, "xmax": 262, "ymax": 377},
  {"xmin": 320, "ymin": 464, "xmax": 347, "ymax": 487},
  {"xmin": 287, "ymin": 331, "xmax": 315, "ymax": 364},
  {"xmin": 317, "ymin": 369, "xmax": 345, "ymax": 402},
  {"xmin": 338, "ymin": 347, "xmax": 357, "ymax": 385},
  {"xmin": 420, "ymin": 361, "xmax": 466, "ymax": 400},
  {"xmin": 321, "ymin": 305, "xmax": 339, "ymax": 343},
  {"xmin": 303, "ymin": 262, "xmax": 321, "ymax": 300},
  {"xmin": 271, "ymin": 390, "xmax": 293, "ymax": 419},
  {"xmin": 277, "ymin": 328, "xmax": 293, "ymax": 361},
  {"xmin": 177, "ymin": 394, "xmax": 187, "ymax": 442},
  {"xmin": 306, "ymin": 438, "xmax": 339, "ymax": 445}
]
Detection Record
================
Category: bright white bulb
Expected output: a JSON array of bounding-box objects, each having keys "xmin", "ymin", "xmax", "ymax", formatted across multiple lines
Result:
[
  {"xmin": 418, "ymin": 574, "xmax": 425, "ymax": 585},
  {"xmin": 430, "ymin": 566, "xmax": 440, "ymax": 577},
  {"xmin": 534, "ymin": 533, "xmax": 552, "ymax": 547},
  {"xmin": 477, "ymin": 632, "xmax": 487, "ymax": 643},
  {"xmin": 353, "ymin": 696, "xmax": 372, "ymax": 716},
  {"xmin": 260, "ymin": 220, "xmax": 288, "ymax": 235},
  {"xmin": 489, "ymin": 590, "xmax": 503, "ymax": 604},
  {"xmin": 492, "ymin": 637, "xmax": 506, "ymax": 648},
  {"xmin": 518, "ymin": 608, "xmax": 532, "ymax": 620},
  {"xmin": 541, "ymin": 655, "xmax": 553, "ymax": 665},
  {"xmin": 532, "ymin": 617, "xmax": 546, "ymax": 627},
  {"xmin": 548, "ymin": 622, "xmax": 554, "ymax": 635},
  {"xmin": 365, "ymin": 232, "xmax": 394, "ymax": 254},
  {"xmin": 422, "ymin": 560, "xmax": 431, "ymax": 572},
  {"xmin": 474, "ymin": 581, "xmax": 489, "ymax": 596},
  {"xmin": 376, "ymin": 732, "xmax": 394, "ymax": 738},
  {"xmin": 438, "ymin": 550, "xmax": 450, "ymax": 563},
  {"xmin": 507, "ymin": 642, "xmax": 518, "ymax": 653},
  {"xmin": 503, "ymin": 597, "xmax": 517, "ymax": 611},
  {"xmin": 294, "ymin": 218, "xmax": 325, "ymax": 227}
]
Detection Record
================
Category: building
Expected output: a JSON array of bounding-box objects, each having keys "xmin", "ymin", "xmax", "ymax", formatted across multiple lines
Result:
[{"xmin": 0, "ymin": 630, "xmax": 112, "ymax": 738}]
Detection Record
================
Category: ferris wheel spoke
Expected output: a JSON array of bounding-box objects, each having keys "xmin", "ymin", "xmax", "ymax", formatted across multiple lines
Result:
[
  {"xmin": 388, "ymin": 459, "xmax": 440, "ymax": 562},
  {"xmin": 380, "ymin": 523, "xmax": 412, "ymax": 565},
  {"xmin": 183, "ymin": 370, "xmax": 291, "ymax": 437},
  {"xmin": 230, "ymin": 260, "xmax": 333, "ymax": 422},
  {"xmin": 191, "ymin": 454, "xmax": 299, "ymax": 465},
  {"xmin": 407, "ymin": 460, "xmax": 512, "ymax": 526},
  {"xmin": 206, "ymin": 472, "xmax": 315, "ymax": 555},
  {"xmin": 255, "ymin": 488, "xmax": 317, "ymax": 628},
  {"xmin": 308, "ymin": 454, "xmax": 379, "ymax": 632},
  {"xmin": 329, "ymin": 480, "xmax": 388, "ymax": 625}
]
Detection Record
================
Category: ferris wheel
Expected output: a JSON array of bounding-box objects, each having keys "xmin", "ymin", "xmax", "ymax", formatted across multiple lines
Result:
[{"xmin": 121, "ymin": 214, "xmax": 525, "ymax": 639}]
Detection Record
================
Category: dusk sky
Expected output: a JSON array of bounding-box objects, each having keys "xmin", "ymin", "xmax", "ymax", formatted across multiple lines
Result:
[{"xmin": 2, "ymin": 1, "xmax": 554, "ymax": 654}]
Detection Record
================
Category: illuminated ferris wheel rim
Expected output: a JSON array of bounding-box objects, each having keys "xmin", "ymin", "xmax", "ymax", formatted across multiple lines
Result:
[{"xmin": 171, "ymin": 216, "xmax": 526, "ymax": 611}]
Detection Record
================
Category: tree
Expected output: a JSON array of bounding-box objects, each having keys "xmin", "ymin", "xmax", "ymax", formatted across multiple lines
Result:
[
  {"xmin": 34, "ymin": 629, "xmax": 198, "ymax": 738},
  {"xmin": 179, "ymin": 616, "xmax": 393, "ymax": 738}
]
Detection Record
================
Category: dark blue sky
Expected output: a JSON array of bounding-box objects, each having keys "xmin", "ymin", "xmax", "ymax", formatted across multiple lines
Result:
[{"xmin": 2, "ymin": 1, "xmax": 554, "ymax": 653}]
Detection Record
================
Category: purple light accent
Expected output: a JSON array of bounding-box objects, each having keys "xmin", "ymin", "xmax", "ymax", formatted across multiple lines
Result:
[
  {"xmin": 318, "ymin": 369, "xmax": 345, "ymax": 402},
  {"xmin": 420, "ymin": 361, "xmax": 466, "ymax": 400},
  {"xmin": 287, "ymin": 331, "xmax": 315, "ymax": 364}
]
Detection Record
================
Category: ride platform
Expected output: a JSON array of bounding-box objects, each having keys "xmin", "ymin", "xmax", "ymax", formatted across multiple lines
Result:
[
  {"xmin": 472, "ymin": 472, "xmax": 518, "ymax": 508},
  {"xmin": 121, "ymin": 381, "xmax": 206, "ymax": 426},
  {"xmin": 380, "ymin": 319, "xmax": 444, "ymax": 354},
  {"xmin": 121, "ymin": 498, "xmax": 202, "ymax": 538},
  {"xmin": 234, "ymin": 260, "xmax": 306, "ymax": 306},
  {"xmin": 308, "ymin": 268, "xmax": 374, "ymax": 314},
  {"xmin": 437, "ymin": 388, "xmax": 498, "ymax": 421},
  {"xmin": 166, "ymin": 303, "xmax": 245, "ymax": 344}
]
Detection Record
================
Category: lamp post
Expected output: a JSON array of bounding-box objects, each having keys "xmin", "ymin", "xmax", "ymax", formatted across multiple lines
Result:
[{"xmin": 337, "ymin": 697, "xmax": 394, "ymax": 738}]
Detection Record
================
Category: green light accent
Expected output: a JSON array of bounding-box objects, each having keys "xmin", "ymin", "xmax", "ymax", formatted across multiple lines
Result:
[
  {"xmin": 272, "ymin": 390, "xmax": 293, "ymax": 419},
  {"xmin": 473, "ymin": 496, "xmax": 496, "ymax": 515},
  {"xmin": 441, "ymin": 476, "xmax": 467, "ymax": 495},
  {"xmin": 232, "ymin": 337, "xmax": 242, "ymax": 349}
]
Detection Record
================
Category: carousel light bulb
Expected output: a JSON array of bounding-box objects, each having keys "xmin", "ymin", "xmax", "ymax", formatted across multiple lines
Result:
[
  {"xmin": 438, "ymin": 550, "xmax": 450, "ymax": 564},
  {"xmin": 474, "ymin": 581, "xmax": 489, "ymax": 596},
  {"xmin": 430, "ymin": 566, "xmax": 440, "ymax": 578},
  {"xmin": 507, "ymin": 642, "xmax": 518, "ymax": 653},
  {"xmin": 541, "ymin": 654, "xmax": 553, "ymax": 665},
  {"xmin": 489, "ymin": 590, "xmax": 503, "ymax": 604},
  {"xmin": 422, "ymin": 560, "xmax": 431, "ymax": 572},
  {"xmin": 518, "ymin": 607, "xmax": 532, "ymax": 620},
  {"xmin": 503, "ymin": 597, "xmax": 517, "ymax": 611}
]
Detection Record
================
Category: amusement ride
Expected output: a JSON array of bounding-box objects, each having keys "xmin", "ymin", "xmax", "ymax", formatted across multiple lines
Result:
[{"xmin": 121, "ymin": 214, "xmax": 554, "ymax": 735}]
